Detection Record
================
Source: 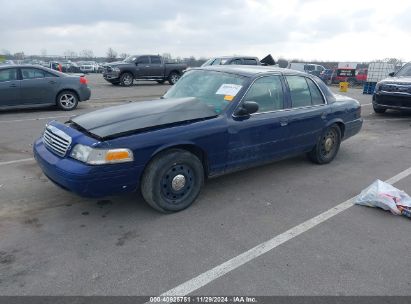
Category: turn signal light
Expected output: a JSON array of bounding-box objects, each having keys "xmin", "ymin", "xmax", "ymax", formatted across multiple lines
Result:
[{"xmin": 105, "ymin": 149, "xmax": 133, "ymax": 162}]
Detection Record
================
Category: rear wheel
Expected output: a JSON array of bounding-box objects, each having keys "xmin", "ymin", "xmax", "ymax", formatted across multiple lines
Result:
[
  {"xmin": 56, "ymin": 90, "xmax": 78, "ymax": 111},
  {"xmin": 168, "ymin": 72, "xmax": 180, "ymax": 85},
  {"xmin": 308, "ymin": 124, "xmax": 341, "ymax": 164},
  {"xmin": 120, "ymin": 72, "xmax": 134, "ymax": 86},
  {"xmin": 141, "ymin": 149, "xmax": 204, "ymax": 213}
]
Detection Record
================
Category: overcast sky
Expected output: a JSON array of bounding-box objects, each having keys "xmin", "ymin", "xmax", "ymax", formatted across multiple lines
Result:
[{"xmin": 1, "ymin": 0, "xmax": 410, "ymax": 61}]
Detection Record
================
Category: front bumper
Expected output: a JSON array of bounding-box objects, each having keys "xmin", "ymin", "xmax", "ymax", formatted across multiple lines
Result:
[
  {"xmin": 33, "ymin": 138, "xmax": 144, "ymax": 198},
  {"xmin": 103, "ymin": 71, "xmax": 121, "ymax": 82},
  {"xmin": 373, "ymin": 92, "xmax": 411, "ymax": 110}
]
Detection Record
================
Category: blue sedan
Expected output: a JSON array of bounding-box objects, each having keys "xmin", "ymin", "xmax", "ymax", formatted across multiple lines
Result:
[{"xmin": 34, "ymin": 66, "xmax": 363, "ymax": 212}]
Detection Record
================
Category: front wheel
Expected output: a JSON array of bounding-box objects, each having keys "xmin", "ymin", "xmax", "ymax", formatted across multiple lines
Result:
[
  {"xmin": 308, "ymin": 125, "xmax": 341, "ymax": 164},
  {"xmin": 120, "ymin": 72, "xmax": 134, "ymax": 86},
  {"xmin": 168, "ymin": 72, "xmax": 180, "ymax": 85},
  {"xmin": 56, "ymin": 91, "xmax": 78, "ymax": 111},
  {"xmin": 141, "ymin": 149, "xmax": 204, "ymax": 213}
]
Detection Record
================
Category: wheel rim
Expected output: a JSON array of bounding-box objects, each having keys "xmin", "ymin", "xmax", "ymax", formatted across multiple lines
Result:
[
  {"xmin": 320, "ymin": 128, "xmax": 338, "ymax": 158},
  {"xmin": 171, "ymin": 74, "xmax": 180, "ymax": 84},
  {"xmin": 60, "ymin": 94, "xmax": 76, "ymax": 109},
  {"xmin": 161, "ymin": 164, "xmax": 194, "ymax": 204},
  {"xmin": 123, "ymin": 74, "xmax": 132, "ymax": 85}
]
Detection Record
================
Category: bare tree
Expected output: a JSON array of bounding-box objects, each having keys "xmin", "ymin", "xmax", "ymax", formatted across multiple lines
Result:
[
  {"xmin": 64, "ymin": 49, "xmax": 77, "ymax": 59},
  {"xmin": 106, "ymin": 48, "xmax": 118, "ymax": 62},
  {"xmin": 80, "ymin": 49, "xmax": 94, "ymax": 59},
  {"xmin": 119, "ymin": 53, "xmax": 130, "ymax": 59}
]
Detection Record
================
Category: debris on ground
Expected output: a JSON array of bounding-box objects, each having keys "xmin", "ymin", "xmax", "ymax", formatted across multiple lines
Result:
[{"xmin": 355, "ymin": 180, "xmax": 411, "ymax": 219}]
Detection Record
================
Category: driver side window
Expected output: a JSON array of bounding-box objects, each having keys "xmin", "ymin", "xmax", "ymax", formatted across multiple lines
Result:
[
  {"xmin": 243, "ymin": 76, "xmax": 284, "ymax": 113},
  {"xmin": 136, "ymin": 56, "xmax": 149, "ymax": 64}
]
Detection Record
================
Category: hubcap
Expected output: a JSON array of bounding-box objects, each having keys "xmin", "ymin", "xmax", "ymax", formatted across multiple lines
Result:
[
  {"xmin": 320, "ymin": 128, "xmax": 338, "ymax": 157},
  {"xmin": 172, "ymin": 174, "xmax": 186, "ymax": 191},
  {"xmin": 161, "ymin": 164, "xmax": 194, "ymax": 204},
  {"xmin": 123, "ymin": 75, "xmax": 132, "ymax": 85},
  {"xmin": 324, "ymin": 137, "xmax": 333, "ymax": 152},
  {"xmin": 60, "ymin": 94, "xmax": 75, "ymax": 108},
  {"xmin": 171, "ymin": 74, "xmax": 180, "ymax": 84}
]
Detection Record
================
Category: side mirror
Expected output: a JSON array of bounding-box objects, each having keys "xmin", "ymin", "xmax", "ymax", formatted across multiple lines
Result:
[
  {"xmin": 235, "ymin": 101, "xmax": 259, "ymax": 116},
  {"xmin": 388, "ymin": 72, "xmax": 395, "ymax": 77}
]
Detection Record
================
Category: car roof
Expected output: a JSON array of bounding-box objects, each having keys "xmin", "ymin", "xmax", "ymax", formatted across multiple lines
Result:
[
  {"xmin": 192, "ymin": 65, "xmax": 308, "ymax": 77},
  {"xmin": 0, "ymin": 64, "xmax": 48, "ymax": 69}
]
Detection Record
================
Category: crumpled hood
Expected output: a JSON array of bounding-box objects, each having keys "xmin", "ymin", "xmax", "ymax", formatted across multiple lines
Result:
[{"xmin": 70, "ymin": 98, "xmax": 217, "ymax": 139}]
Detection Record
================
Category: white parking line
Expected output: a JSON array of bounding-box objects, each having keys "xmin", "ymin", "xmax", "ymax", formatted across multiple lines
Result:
[
  {"xmin": 0, "ymin": 158, "xmax": 35, "ymax": 166},
  {"xmin": 361, "ymin": 103, "xmax": 372, "ymax": 106},
  {"xmin": 158, "ymin": 166, "xmax": 411, "ymax": 297}
]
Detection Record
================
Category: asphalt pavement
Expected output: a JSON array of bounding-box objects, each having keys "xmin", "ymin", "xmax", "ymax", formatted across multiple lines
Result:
[{"xmin": 0, "ymin": 75, "xmax": 410, "ymax": 296}]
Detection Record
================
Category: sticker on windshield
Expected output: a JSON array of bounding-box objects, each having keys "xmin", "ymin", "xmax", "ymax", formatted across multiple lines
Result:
[
  {"xmin": 216, "ymin": 84, "xmax": 242, "ymax": 96},
  {"xmin": 224, "ymin": 95, "xmax": 234, "ymax": 101}
]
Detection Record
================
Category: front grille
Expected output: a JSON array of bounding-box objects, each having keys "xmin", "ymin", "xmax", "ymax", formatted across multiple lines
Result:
[
  {"xmin": 381, "ymin": 84, "xmax": 411, "ymax": 93},
  {"xmin": 103, "ymin": 66, "xmax": 112, "ymax": 72},
  {"xmin": 43, "ymin": 125, "xmax": 72, "ymax": 157}
]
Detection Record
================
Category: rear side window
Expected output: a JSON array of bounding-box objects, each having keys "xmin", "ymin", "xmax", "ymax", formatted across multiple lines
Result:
[
  {"xmin": 306, "ymin": 78, "xmax": 324, "ymax": 105},
  {"xmin": 286, "ymin": 76, "xmax": 325, "ymax": 107},
  {"xmin": 21, "ymin": 68, "xmax": 46, "ymax": 79},
  {"xmin": 243, "ymin": 59, "xmax": 257, "ymax": 65},
  {"xmin": 244, "ymin": 76, "xmax": 284, "ymax": 112},
  {"xmin": 0, "ymin": 68, "xmax": 17, "ymax": 82},
  {"xmin": 231, "ymin": 59, "xmax": 242, "ymax": 65},
  {"xmin": 150, "ymin": 56, "xmax": 161, "ymax": 64},
  {"xmin": 136, "ymin": 56, "xmax": 150, "ymax": 64}
]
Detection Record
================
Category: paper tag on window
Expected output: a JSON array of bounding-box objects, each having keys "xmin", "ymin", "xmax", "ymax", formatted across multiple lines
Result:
[
  {"xmin": 216, "ymin": 84, "xmax": 242, "ymax": 96},
  {"xmin": 224, "ymin": 95, "xmax": 234, "ymax": 101}
]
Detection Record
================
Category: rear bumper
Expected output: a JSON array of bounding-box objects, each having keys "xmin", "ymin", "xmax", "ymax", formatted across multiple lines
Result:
[
  {"xmin": 78, "ymin": 87, "xmax": 91, "ymax": 101},
  {"xmin": 373, "ymin": 92, "xmax": 411, "ymax": 110},
  {"xmin": 343, "ymin": 118, "xmax": 363, "ymax": 140},
  {"xmin": 33, "ymin": 138, "xmax": 144, "ymax": 198}
]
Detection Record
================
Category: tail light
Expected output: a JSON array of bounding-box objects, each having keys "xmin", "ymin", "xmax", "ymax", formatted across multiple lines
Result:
[{"xmin": 80, "ymin": 76, "xmax": 88, "ymax": 85}]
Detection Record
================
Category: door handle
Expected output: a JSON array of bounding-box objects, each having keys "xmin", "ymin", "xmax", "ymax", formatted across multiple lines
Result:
[{"xmin": 9, "ymin": 84, "xmax": 17, "ymax": 88}]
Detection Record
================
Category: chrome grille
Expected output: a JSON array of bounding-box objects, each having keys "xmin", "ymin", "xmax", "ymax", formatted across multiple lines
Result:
[{"xmin": 43, "ymin": 125, "xmax": 72, "ymax": 157}]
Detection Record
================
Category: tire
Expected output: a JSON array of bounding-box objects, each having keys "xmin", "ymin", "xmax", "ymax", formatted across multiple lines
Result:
[
  {"xmin": 141, "ymin": 149, "xmax": 204, "ymax": 213},
  {"xmin": 308, "ymin": 124, "xmax": 342, "ymax": 164},
  {"xmin": 56, "ymin": 90, "xmax": 79, "ymax": 111},
  {"xmin": 119, "ymin": 72, "xmax": 134, "ymax": 87},
  {"xmin": 112, "ymin": 82, "xmax": 121, "ymax": 86},
  {"xmin": 156, "ymin": 80, "xmax": 165, "ymax": 84},
  {"xmin": 168, "ymin": 72, "xmax": 180, "ymax": 85},
  {"xmin": 373, "ymin": 105, "xmax": 386, "ymax": 114}
]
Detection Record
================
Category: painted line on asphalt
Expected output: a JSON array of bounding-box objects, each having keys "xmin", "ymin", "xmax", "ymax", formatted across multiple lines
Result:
[
  {"xmin": 0, "ymin": 158, "xmax": 35, "ymax": 166},
  {"xmin": 361, "ymin": 103, "xmax": 372, "ymax": 106},
  {"xmin": 158, "ymin": 166, "xmax": 411, "ymax": 297}
]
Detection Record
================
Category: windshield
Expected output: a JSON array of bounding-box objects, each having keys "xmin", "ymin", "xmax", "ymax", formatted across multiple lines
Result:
[
  {"xmin": 163, "ymin": 70, "xmax": 247, "ymax": 114},
  {"xmin": 123, "ymin": 56, "xmax": 137, "ymax": 63},
  {"xmin": 395, "ymin": 63, "xmax": 411, "ymax": 77}
]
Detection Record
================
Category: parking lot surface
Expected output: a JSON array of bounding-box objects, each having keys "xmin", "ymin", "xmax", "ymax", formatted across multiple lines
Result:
[{"xmin": 0, "ymin": 75, "xmax": 410, "ymax": 296}]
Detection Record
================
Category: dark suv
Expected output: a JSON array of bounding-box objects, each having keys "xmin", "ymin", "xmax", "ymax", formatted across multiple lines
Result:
[{"xmin": 373, "ymin": 62, "xmax": 411, "ymax": 113}]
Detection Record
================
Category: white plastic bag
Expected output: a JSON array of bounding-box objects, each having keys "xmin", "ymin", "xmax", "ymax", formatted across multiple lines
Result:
[{"xmin": 354, "ymin": 180, "xmax": 411, "ymax": 216}]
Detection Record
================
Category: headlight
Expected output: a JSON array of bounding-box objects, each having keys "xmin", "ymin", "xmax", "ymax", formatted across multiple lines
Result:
[
  {"xmin": 70, "ymin": 144, "xmax": 133, "ymax": 165},
  {"xmin": 112, "ymin": 67, "xmax": 120, "ymax": 72}
]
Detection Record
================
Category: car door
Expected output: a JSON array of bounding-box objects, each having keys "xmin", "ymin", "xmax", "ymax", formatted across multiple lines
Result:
[
  {"xmin": 20, "ymin": 68, "xmax": 58, "ymax": 104},
  {"xmin": 148, "ymin": 56, "xmax": 164, "ymax": 78},
  {"xmin": 284, "ymin": 75, "xmax": 330, "ymax": 152},
  {"xmin": 0, "ymin": 68, "xmax": 20, "ymax": 107},
  {"xmin": 226, "ymin": 75, "xmax": 291, "ymax": 170},
  {"xmin": 135, "ymin": 56, "xmax": 151, "ymax": 78}
]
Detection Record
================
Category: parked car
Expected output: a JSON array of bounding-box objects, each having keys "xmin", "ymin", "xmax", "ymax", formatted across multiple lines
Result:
[
  {"xmin": 288, "ymin": 63, "xmax": 325, "ymax": 77},
  {"xmin": 201, "ymin": 54, "xmax": 275, "ymax": 67},
  {"xmin": 332, "ymin": 68, "xmax": 368, "ymax": 86},
  {"xmin": 0, "ymin": 65, "xmax": 90, "ymax": 111},
  {"xmin": 0, "ymin": 60, "xmax": 15, "ymax": 66},
  {"xmin": 33, "ymin": 65, "xmax": 362, "ymax": 212},
  {"xmin": 79, "ymin": 61, "xmax": 98, "ymax": 73},
  {"xmin": 102, "ymin": 55, "xmax": 187, "ymax": 86},
  {"xmin": 372, "ymin": 62, "xmax": 411, "ymax": 113},
  {"xmin": 319, "ymin": 69, "xmax": 335, "ymax": 84}
]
